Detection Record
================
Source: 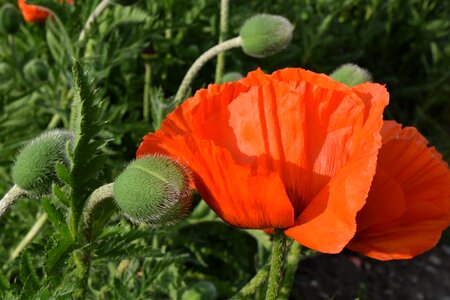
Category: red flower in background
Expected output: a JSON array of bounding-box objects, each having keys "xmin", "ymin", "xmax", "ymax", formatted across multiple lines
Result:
[
  {"xmin": 347, "ymin": 121, "xmax": 450, "ymax": 260},
  {"xmin": 137, "ymin": 68, "xmax": 389, "ymax": 254},
  {"xmin": 18, "ymin": 0, "xmax": 74, "ymax": 23}
]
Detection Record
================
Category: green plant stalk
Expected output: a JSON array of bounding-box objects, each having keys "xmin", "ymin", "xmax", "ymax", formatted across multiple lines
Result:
[
  {"xmin": 74, "ymin": 183, "xmax": 114, "ymax": 299},
  {"xmin": 265, "ymin": 228, "xmax": 288, "ymax": 300},
  {"xmin": 279, "ymin": 241, "xmax": 302, "ymax": 299},
  {"xmin": 230, "ymin": 263, "xmax": 270, "ymax": 299},
  {"xmin": 214, "ymin": 0, "xmax": 229, "ymax": 83},
  {"xmin": 79, "ymin": 0, "xmax": 112, "ymax": 42},
  {"xmin": 143, "ymin": 62, "xmax": 152, "ymax": 123},
  {"xmin": 0, "ymin": 185, "xmax": 27, "ymax": 219},
  {"xmin": 173, "ymin": 36, "xmax": 242, "ymax": 105}
]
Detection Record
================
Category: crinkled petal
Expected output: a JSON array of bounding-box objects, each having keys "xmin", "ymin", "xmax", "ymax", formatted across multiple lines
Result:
[
  {"xmin": 137, "ymin": 134, "xmax": 295, "ymax": 229},
  {"xmin": 285, "ymin": 82, "xmax": 389, "ymax": 253},
  {"xmin": 347, "ymin": 121, "xmax": 450, "ymax": 260}
]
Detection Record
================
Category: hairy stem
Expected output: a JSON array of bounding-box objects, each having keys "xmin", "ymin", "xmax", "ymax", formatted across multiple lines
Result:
[
  {"xmin": 230, "ymin": 263, "xmax": 270, "ymax": 300},
  {"xmin": 78, "ymin": 0, "xmax": 112, "ymax": 42},
  {"xmin": 279, "ymin": 241, "xmax": 302, "ymax": 299},
  {"xmin": 173, "ymin": 36, "xmax": 242, "ymax": 105},
  {"xmin": 0, "ymin": 185, "xmax": 27, "ymax": 219},
  {"xmin": 214, "ymin": 0, "xmax": 229, "ymax": 83},
  {"xmin": 10, "ymin": 213, "xmax": 48, "ymax": 261},
  {"xmin": 8, "ymin": 34, "xmax": 20, "ymax": 73},
  {"xmin": 265, "ymin": 228, "xmax": 288, "ymax": 300},
  {"xmin": 143, "ymin": 62, "xmax": 152, "ymax": 123},
  {"xmin": 81, "ymin": 183, "xmax": 114, "ymax": 239}
]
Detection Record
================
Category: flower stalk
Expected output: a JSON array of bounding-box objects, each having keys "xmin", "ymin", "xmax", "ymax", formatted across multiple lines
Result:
[
  {"xmin": 265, "ymin": 228, "xmax": 288, "ymax": 300},
  {"xmin": 143, "ymin": 62, "xmax": 152, "ymax": 123},
  {"xmin": 173, "ymin": 36, "xmax": 242, "ymax": 105},
  {"xmin": 78, "ymin": 0, "xmax": 112, "ymax": 42},
  {"xmin": 214, "ymin": 0, "xmax": 229, "ymax": 83},
  {"xmin": 230, "ymin": 263, "xmax": 270, "ymax": 299},
  {"xmin": 279, "ymin": 241, "xmax": 302, "ymax": 299},
  {"xmin": 0, "ymin": 185, "xmax": 27, "ymax": 219}
]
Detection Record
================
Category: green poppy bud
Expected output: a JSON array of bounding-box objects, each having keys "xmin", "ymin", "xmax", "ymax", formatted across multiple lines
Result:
[
  {"xmin": 114, "ymin": 0, "xmax": 139, "ymax": 6},
  {"xmin": 113, "ymin": 155, "xmax": 193, "ymax": 228},
  {"xmin": 181, "ymin": 281, "xmax": 218, "ymax": 300},
  {"xmin": 239, "ymin": 14, "xmax": 294, "ymax": 58},
  {"xmin": 330, "ymin": 63, "xmax": 373, "ymax": 86},
  {"xmin": 0, "ymin": 4, "xmax": 21, "ymax": 35},
  {"xmin": 0, "ymin": 63, "xmax": 14, "ymax": 85},
  {"xmin": 12, "ymin": 129, "xmax": 74, "ymax": 197},
  {"xmin": 23, "ymin": 59, "xmax": 49, "ymax": 82},
  {"xmin": 221, "ymin": 72, "xmax": 243, "ymax": 83}
]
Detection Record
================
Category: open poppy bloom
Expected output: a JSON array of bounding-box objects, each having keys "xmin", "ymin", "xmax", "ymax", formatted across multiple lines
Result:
[
  {"xmin": 347, "ymin": 121, "xmax": 450, "ymax": 260},
  {"xmin": 137, "ymin": 68, "xmax": 390, "ymax": 254},
  {"xmin": 18, "ymin": 0, "xmax": 74, "ymax": 23}
]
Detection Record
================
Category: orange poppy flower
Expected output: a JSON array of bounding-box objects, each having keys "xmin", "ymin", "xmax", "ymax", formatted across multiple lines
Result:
[
  {"xmin": 347, "ymin": 121, "xmax": 450, "ymax": 260},
  {"xmin": 137, "ymin": 68, "xmax": 389, "ymax": 254},
  {"xmin": 18, "ymin": 0, "xmax": 74, "ymax": 23}
]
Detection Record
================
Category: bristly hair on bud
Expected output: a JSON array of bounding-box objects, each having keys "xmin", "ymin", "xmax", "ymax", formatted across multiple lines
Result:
[
  {"xmin": 0, "ymin": 4, "xmax": 21, "ymax": 35},
  {"xmin": 113, "ymin": 155, "xmax": 193, "ymax": 228},
  {"xmin": 12, "ymin": 129, "xmax": 74, "ymax": 197},
  {"xmin": 329, "ymin": 63, "xmax": 373, "ymax": 86},
  {"xmin": 239, "ymin": 14, "xmax": 294, "ymax": 58}
]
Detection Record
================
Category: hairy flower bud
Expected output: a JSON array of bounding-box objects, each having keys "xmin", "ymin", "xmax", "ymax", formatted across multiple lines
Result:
[
  {"xmin": 221, "ymin": 72, "xmax": 243, "ymax": 83},
  {"xmin": 113, "ymin": 155, "xmax": 193, "ymax": 228},
  {"xmin": 12, "ymin": 129, "xmax": 74, "ymax": 197},
  {"xmin": 239, "ymin": 14, "xmax": 294, "ymax": 58},
  {"xmin": 330, "ymin": 63, "xmax": 373, "ymax": 86},
  {"xmin": 0, "ymin": 4, "xmax": 21, "ymax": 34},
  {"xmin": 23, "ymin": 59, "xmax": 49, "ymax": 82}
]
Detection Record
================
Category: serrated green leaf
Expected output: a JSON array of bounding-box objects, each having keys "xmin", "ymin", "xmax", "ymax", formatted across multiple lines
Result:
[
  {"xmin": 42, "ymin": 197, "xmax": 70, "ymax": 238},
  {"xmin": 45, "ymin": 236, "xmax": 75, "ymax": 275},
  {"xmin": 56, "ymin": 162, "xmax": 72, "ymax": 187},
  {"xmin": 19, "ymin": 251, "xmax": 41, "ymax": 296},
  {"xmin": 53, "ymin": 185, "xmax": 69, "ymax": 206}
]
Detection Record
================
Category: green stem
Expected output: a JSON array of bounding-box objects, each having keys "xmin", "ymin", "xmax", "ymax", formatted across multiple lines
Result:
[
  {"xmin": 265, "ymin": 228, "xmax": 288, "ymax": 300},
  {"xmin": 173, "ymin": 36, "xmax": 242, "ymax": 105},
  {"xmin": 230, "ymin": 263, "xmax": 270, "ymax": 300},
  {"xmin": 143, "ymin": 62, "xmax": 152, "ymax": 123},
  {"xmin": 214, "ymin": 0, "xmax": 229, "ymax": 83},
  {"xmin": 74, "ymin": 249, "xmax": 92, "ymax": 300},
  {"xmin": 0, "ymin": 185, "xmax": 27, "ymax": 219},
  {"xmin": 78, "ymin": 0, "xmax": 112, "ymax": 42},
  {"xmin": 279, "ymin": 241, "xmax": 302, "ymax": 300}
]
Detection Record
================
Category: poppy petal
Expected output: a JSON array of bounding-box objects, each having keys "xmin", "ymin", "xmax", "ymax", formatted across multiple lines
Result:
[
  {"xmin": 285, "ymin": 82, "xmax": 389, "ymax": 253},
  {"xmin": 137, "ymin": 134, "xmax": 295, "ymax": 229},
  {"xmin": 347, "ymin": 121, "xmax": 450, "ymax": 260}
]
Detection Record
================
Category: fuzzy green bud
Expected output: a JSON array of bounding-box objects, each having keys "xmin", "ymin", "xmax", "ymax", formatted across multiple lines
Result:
[
  {"xmin": 113, "ymin": 155, "xmax": 193, "ymax": 228},
  {"xmin": 181, "ymin": 281, "xmax": 218, "ymax": 300},
  {"xmin": 0, "ymin": 4, "xmax": 21, "ymax": 35},
  {"xmin": 239, "ymin": 14, "xmax": 294, "ymax": 58},
  {"xmin": 12, "ymin": 129, "xmax": 74, "ymax": 197},
  {"xmin": 23, "ymin": 59, "xmax": 49, "ymax": 82},
  {"xmin": 221, "ymin": 72, "xmax": 243, "ymax": 83},
  {"xmin": 114, "ymin": 0, "xmax": 139, "ymax": 6},
  {"xmin": 330, "ymin": 63, "xmax": 373, "ymax": 87}
]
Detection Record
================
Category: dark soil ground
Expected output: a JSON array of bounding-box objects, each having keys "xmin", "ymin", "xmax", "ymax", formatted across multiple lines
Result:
[{"xmin": 292, "ymin": 244, "xmax": 450, "ymax": 300}]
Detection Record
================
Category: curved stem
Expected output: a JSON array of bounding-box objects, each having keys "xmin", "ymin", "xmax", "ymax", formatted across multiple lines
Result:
[
  {"xmin": 0, "ymin": 185, "xmax": 27, "ymax": 219},
  {"xmin": 78, "ymin": 0, "xmax": 112, "ymax": 42},
  {"xmin": 265, "ymin": 228, "xmax": 288, "ymax": 300},
  {"xmin": 230, "ymin": 263, "xmax": 270, "ymax": 300},
  {"xmin": 214, "ymin": 0, "xmax": 229, "ymax": 83},
  {"xmin": 10, "ymin": 213, "xmax": 48, "ymax": 261},
  {"xmin": 279, "ymin": 241, "xmax": 302, "ymax": 299},
  {"xmin": 81, "ymin": 183, "xmax": 114, "ymax": 237},
  {"xmin": 173, "ymin": 36, "xmax": 242, "ymax": 105},
  {"xmin": 8, "ymin": 34, "xmax": 20, "ymax": 73}
]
